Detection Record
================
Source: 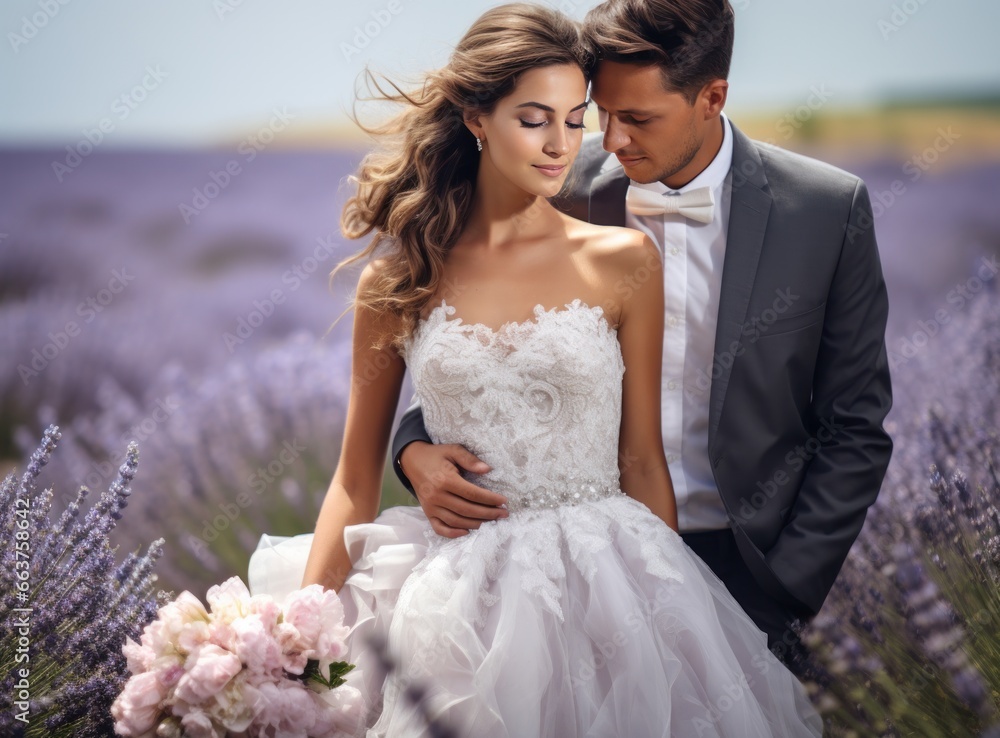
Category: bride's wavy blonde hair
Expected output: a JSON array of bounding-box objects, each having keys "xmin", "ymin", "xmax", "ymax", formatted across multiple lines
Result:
[{"xmin": 328, "ymin": 3, "xmax": 593, "ymax": 351}]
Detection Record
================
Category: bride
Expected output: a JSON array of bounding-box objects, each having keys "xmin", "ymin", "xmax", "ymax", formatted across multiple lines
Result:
[{"xmin": 249, "ymin": 3, "xmax": 823, "ymax": 736}]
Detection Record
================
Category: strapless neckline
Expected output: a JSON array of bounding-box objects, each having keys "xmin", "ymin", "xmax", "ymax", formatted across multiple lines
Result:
[{"xmin": 417, "ymin": 297, "xmax": 615, "ymax": 338}]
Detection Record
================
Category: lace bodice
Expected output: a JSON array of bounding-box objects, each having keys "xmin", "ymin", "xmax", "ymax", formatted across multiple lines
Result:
[{"xmin": 401, "ymin": 298, "xmax": 627, "ymax": 513}]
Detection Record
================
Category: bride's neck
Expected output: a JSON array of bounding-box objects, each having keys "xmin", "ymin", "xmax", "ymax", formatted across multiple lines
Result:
[{"xmin": 461, "ymin": 171, "xmax": 556, "ymax": 250}]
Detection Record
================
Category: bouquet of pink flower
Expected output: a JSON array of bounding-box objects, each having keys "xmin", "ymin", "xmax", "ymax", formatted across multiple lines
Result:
[{"xmin": 111, "ymin": 576, "xmax": 363, "ymax": 738}]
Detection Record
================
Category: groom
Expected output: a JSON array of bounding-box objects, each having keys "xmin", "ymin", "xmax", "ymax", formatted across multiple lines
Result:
[{"xmin": 388, "ymin": 0, "xmax": 893, "ymax": 668}]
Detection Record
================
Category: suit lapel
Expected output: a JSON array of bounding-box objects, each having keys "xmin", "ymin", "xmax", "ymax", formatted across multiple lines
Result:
[
  {"xmin": 584, "ymin": 123, "xmax": 773, "ymax": 458},
  {"xmin": 708, "ymin": 123, "xmax": 772, "ymax": 457},
  {"xmin": 588, "ymin": 165, "xmax": 628, "ymax": 227}
]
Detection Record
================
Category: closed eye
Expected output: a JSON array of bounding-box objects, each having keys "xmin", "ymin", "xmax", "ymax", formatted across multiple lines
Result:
[
  {"xmin": 596, "ymin": 107, "xmax": 651, "ymax": 126},
  {"xmin": 520, "ymin": 119, "xmax": 587, "ymax": 130}
]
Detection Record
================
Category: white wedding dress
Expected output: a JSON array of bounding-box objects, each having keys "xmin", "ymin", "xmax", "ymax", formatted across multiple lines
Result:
[{"xmin": 248, "ymin": 298, "xmax": 824, "ymax": 737}]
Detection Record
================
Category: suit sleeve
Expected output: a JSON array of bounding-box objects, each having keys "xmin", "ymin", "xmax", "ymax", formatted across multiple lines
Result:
[
  {"xmin": 391, "ymin": 395, "xmax": 432, "ymax": 497},
  {"xmin": 764, "ymin": 178, "xmax": 895, "ymax": 615}
]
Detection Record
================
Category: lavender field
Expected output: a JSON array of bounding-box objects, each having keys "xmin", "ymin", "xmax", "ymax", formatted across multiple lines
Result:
[
  {"xmin": 0, "ymin": 146, "xmax": 410, "ymax": 589},
  {"xmin": 2, "ymin": 142, "xmax": 1000, "ymax": 735}
]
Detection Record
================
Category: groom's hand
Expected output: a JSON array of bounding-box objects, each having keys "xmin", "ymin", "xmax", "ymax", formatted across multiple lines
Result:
[{"xmin": 400, "ymin": 441, "xmax": 508, "ymax": 538}]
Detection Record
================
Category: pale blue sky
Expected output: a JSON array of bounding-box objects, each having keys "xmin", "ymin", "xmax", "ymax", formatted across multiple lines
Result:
[{"xmin": 1, "ymin": 0, "xmax": 998, "ymax": 147}]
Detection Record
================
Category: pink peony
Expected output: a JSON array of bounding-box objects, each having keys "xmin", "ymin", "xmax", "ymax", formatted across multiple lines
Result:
[
  {"xmin": 114, "ymin": 575, "xmax": 361, "ymax": 738},
  {"xmin": 176, "ymin": 617, "xmax": 213, "ymax": 653},
  {"xmin": 111, "ymin": 670, "xmax": 168, "ymax": 736},
  {"xmin": 122, "ymin": 636, "xmax": 155, "ymax": 674},
  {"xmin": 233, "ymin": 613, "xmax": 283, "ymax": 679},
  {"xmin": 179, "ymin": 709, "xmax": 221, "ymax": 738},
  {"xmin": 158, "ymin": 661, "xmax": 185, "ymax": 688},
  {"xmin": 143, "ymin": 590, "xmax": 209, "ymax": 657},
  {"xmin": 205, "ymin": 575, "xmax": 251, "ymax": 622},
  {"xmin": 174, "ymin": 643, "xmax": 242, "ymax": 704},
  {"xmin": 255, "ymin": 678, "xmax": 323, "ymax": 735},
  {"xmin": 312, "ymin": 682, "xmax": 366, "ymax": 738},
  {"xmin": 283, "ymin": 584, "xmax": 351, "ymax": 663},
  {"xmin": 205, "ymin": 616, "xmax": 237, "ymax": 653},
  {"xmin": 275, "ymin": 618, "xmax": 311, "ymax": 675},
  {"xmin": 207, "ymin": 670, "xmax": 263, "ymax": 732},
  {"xmin": 248, "ymin": 593, "xmax": 283, "ymax": 628}
]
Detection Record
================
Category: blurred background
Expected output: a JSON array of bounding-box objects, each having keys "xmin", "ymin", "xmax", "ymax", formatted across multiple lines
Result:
[{"xmin": 1, "ymin": 0, "xmax": 998, "ymax": 599}]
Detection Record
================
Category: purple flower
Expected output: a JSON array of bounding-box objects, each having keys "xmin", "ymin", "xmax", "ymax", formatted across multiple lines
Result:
[
  {"xmin": 797, "ymin": 281, "xmax": 1000, "ymax": 731},
  {"xmin": 0, "ymin": 425, "xmax": 165, "ymax": 738}
]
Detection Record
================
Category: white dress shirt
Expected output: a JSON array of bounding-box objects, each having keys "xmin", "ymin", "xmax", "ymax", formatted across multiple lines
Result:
[{"xmin": 605, "ymin": 112, "xmax": 735, "ymax": 532}]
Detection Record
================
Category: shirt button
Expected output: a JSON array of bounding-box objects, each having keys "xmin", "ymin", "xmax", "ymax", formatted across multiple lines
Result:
[
  {"xmin": 667, "ymin": 454, "xmax": 679, "ymax": 463},
  {"xmin": 667, "ymin": 315, "xmax": 679, "ymax": 327},
  {"xmin": 670, "ymin": 247, "xmax": 679, "ymax": 256},
  {"xmin": 667, "ymin": 380, "xmax": 677, "ymax": 390}
]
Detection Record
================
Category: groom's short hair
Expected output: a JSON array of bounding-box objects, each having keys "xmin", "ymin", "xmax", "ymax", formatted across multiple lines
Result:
[{"xmin": 582, "ymin": 0, "xmax": 735, "ymax": 105}]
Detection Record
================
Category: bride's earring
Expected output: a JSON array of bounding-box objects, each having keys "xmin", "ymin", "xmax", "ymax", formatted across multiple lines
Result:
[{"xmin": 476, "ymin": 137, "xmax": 483, "ymax": 152}]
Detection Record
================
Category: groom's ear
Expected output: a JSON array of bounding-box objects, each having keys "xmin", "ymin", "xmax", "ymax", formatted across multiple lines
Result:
[{"xmin": 698, "ymin": 79, "xmax": 729, "ymax": 118}]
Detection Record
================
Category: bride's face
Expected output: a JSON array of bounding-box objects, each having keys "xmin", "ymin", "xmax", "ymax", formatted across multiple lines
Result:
[{"xmin": 468, "ymin": 63, "xmax": 589, "ymax": 198}]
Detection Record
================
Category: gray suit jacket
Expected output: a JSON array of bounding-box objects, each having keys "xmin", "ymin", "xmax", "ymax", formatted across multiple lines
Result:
[{"xmin": 389, "ymin": 119, "xmax": 894, "ymax": 617}]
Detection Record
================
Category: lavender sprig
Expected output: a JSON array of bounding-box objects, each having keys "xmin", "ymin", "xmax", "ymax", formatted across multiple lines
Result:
[
  {"xmin": 797, "ymin": 279, "xmax": 1000, "ymax": 735},
  {"xmin": 0, "ymin": 424, "xmax": 166, "ymax": 738}
]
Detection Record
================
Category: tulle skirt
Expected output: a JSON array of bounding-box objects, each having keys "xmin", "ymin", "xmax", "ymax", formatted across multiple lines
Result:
[{"xmin": 248, "ymin": 496, "xmax": 823, "ymax": 737}]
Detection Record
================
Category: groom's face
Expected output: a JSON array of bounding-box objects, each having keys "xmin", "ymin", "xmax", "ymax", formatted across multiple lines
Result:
[{"xmin": 591, "ymin": 61, "xmax": 706, "ymax": 187}]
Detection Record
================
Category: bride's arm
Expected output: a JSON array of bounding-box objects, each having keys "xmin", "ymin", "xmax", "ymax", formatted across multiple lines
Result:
[
  {"xmin": 301, "ymin": 260, "xmax": 406, "ymax": 592},
  {"xmin": 615, "ymin": 234, "xmax": 679, "ymax": 532}
]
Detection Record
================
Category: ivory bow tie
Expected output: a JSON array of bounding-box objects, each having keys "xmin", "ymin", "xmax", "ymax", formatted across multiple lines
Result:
[{"xmin": 625, "ymin": 184, "xmax": 715, "ymax": 224}]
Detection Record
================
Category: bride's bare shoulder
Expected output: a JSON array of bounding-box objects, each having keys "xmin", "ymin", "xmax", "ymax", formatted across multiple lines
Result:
[
  {"xmin": 356, "ymin": 257, "xmax": 404, "ymax": 332},
  {"xmin": 561, "ymin": 216, "xmax": 660, "ymax": 274},
  {"xmin": 558, "ymin": 217, "xmax": 660, "ymax": 328}
]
